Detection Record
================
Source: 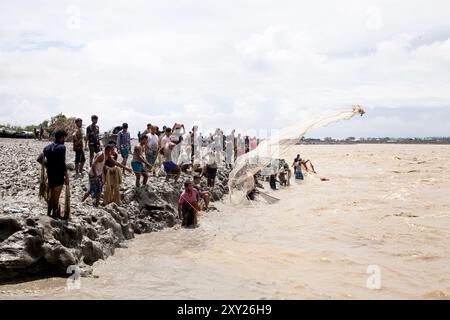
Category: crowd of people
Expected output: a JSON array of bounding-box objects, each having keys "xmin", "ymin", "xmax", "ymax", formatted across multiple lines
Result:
[
  {"xmin": 39, "ymin": 115, "xmax": 264, "ymax": 228},
  {"xmin": 40, "ymin": 115, "xmax": 317, "ymax": 227},
  {"xmin": 267, "ymin": 154, "xmax": 316, "ymax": 191}
]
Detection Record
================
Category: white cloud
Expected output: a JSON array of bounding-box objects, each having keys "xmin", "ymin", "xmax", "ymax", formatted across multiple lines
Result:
[{"xmin": 0, "ymin": 0, "xmax": 450, "ymax": 137}]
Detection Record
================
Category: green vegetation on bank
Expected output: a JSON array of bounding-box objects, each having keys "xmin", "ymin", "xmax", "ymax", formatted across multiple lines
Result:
[
  {"xmin": 0, "ymin": 121, "xmax": 48, "ymax": 132},
  {"xmin": 0, "ymin": 113, "xmax": 74, "ymax": 134},
  {"xmin": 0, "ymin": 113, "xmax": 79, "ymax": 140}
]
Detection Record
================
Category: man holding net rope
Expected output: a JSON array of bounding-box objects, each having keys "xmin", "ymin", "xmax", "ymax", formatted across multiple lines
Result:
[{"xmin": 40, "ymin": 129, "xmax": 70, "ymax": 220}]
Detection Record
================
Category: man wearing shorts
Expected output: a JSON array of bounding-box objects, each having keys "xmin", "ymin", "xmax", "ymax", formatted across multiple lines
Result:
[
  {"xmin": 82, "ymin": 145, "xmax": 110, "ymax": 206},
  {"xmin": 193, "ymin": 174, "xmax": 211, "ymax": 210},
  {"xmin": 117, "ymin": 123, "xmax": 131, "ymax": 175},
  {"xmin": 162, "ymin": 138, "xmax": 181, "ymax": 183}
]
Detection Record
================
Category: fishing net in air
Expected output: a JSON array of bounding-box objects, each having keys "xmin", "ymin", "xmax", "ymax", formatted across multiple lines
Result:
[{"xmin": 228, "ymin": 105, "xmax": 365, "ymax": 204}]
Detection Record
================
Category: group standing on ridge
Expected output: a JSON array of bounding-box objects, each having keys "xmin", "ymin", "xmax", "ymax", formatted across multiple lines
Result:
[{"xmin": 39, "ymin": 115, "xmax": 316, "ymax": 226}]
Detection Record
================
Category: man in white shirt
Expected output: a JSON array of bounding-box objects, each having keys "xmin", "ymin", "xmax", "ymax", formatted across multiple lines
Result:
[
  {"xmin": 145, "ymin": 125, "xmax": 159, "ymax": 166},
  {"xmin": 170, "ymin": 123, "xmax": 184, "ymax": 164},
  {"xmin": 177, "ymin": 131, "xmax": 192, "ymax": 168}
]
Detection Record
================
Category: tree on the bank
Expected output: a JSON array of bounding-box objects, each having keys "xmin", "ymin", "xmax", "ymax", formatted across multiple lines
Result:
[
  {"xmin": 46, "ymin": 113, "xmax": 78, "ymax": 141},
  {"xmin": 1, "ymin": 113, "xmax": 78, "ymax": 140}
]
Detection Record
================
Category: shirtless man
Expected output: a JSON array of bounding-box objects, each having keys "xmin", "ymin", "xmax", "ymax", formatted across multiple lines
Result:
[
  {"xmin": 178, "ymin": 180, "xmax": 199, "ymax": 227},
  {"xmin": 161, "ymin": 138, "xmax": 181, "ymax": 183},
  {"xmin": 131, "ymin": 135, "xmax": 153, "ymax": 187},
  {"xmin": 86, "ymin": 115, "xmax": 100, "ymax": 167},
  {"xmin": 82, "ymin": 145, "xmax": 112, "ymax": 207},
  {"xmin": 293, "ymin": 155, "xmax": 316, "ymax": 180},
  {"xmin": 117, "ymin": 123, "xmax": 131, "ymax": 175}
]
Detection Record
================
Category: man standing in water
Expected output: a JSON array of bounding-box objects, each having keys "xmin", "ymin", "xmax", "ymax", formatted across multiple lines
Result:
[
  {"xmin": 73, "ymin": 118, "xmax": 85, "ymax": 177},
  {"xmin": 43, "ymin": 130, "xmax": 69, "ymax": 219},
  {"xmin": 178, "ymin": 180, "xmax": 199, "ymax": 227},
  {"xmin": 117, "ymin": 123, "xmax": 131, "ymax": 175},
  {"xmin": 82, "ymin": 145, "xmax": 115, "ymax": 206},
  {"xmin": 86, "ymin": 115, "xmax": 100, "ymax": 167},
  {"xmin": 293, "ymin": 154, "xmax": 316, "ymax": 180}
]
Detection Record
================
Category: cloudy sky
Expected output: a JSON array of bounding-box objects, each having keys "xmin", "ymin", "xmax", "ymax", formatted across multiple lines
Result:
[{"xmin": 1, "ymin": 0, "xmax": 449, "ymax": 138}]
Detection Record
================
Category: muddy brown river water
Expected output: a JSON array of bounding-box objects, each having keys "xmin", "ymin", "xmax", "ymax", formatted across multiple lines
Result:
[{"xmin": 1, "ymin": 144, "xmax": 450, "ymax": 299}]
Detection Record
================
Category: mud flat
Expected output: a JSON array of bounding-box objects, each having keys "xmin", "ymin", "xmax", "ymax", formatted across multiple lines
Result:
[{"xmin": 0, "ymin": 138, "xmax": 230, "ymax": 282}]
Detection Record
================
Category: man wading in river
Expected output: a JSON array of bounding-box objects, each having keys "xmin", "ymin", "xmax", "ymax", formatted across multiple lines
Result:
[
  {"xmin": 43, "ymin": 130, "xmax": 70, "ymax": 219},
  {"xmin": 145, "ymin": 125, "xmax": 160, "ymax": 175},
  {"xmin": 178, "ymin": 180, "xmax": 199, "ymax": 227}
]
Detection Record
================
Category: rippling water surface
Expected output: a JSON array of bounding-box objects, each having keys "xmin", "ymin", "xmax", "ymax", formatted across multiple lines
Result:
[{"xmin": 1, "ymin": 145, "xmax": 450, "ymax": 299}]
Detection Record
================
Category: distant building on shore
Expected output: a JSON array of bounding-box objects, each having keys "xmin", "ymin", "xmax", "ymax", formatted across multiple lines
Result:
[{"xmin": 299, "ymin": 136, "xmax": 450, "ymax": 145}]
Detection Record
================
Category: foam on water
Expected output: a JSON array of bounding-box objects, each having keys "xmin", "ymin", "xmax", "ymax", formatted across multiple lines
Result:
[{"xmin": 1, "ymin": 144, "xmax": 450, "ymax": 299}]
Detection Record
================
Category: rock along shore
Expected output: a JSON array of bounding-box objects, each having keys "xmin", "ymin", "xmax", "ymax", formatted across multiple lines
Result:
[{"xmin": 0, "ymin": 138, "xmax": 230, "ymax": 282}]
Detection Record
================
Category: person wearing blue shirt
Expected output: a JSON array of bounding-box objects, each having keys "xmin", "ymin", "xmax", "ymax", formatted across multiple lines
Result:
[
  {"xmin": 117, "ymin": 123, "xmax": 131, "ymax": 175},
  {"xmin": 43, "ymin": 129, "xmax": 69, "ymax": 219}
]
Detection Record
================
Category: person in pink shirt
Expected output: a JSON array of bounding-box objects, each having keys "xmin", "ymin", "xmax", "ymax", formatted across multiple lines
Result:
[{"xmin": 178, "ymin": 180, "xmax": 199, "ymax": 227}]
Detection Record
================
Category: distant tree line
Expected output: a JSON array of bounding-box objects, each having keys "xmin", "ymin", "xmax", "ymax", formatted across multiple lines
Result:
[
  {"xmin": 0, "ymin": 120, "xmax": 49, "ymax": 133},
  {"xmin": 0, "ymin": 113, "xmax": 77, "ymax": 140}
]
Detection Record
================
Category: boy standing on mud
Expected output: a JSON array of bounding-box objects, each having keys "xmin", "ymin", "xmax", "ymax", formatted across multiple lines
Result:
[
  {"xmin": 43, "ymin": 130, "xmax": 69, "ymax": 219},
  {"xmin": 73, "ymin": 118, "xmax": 85, "ymax": 177},
  {"xmin": 86, "ymin": 115, "xmax": 100, "ymax": 167}
]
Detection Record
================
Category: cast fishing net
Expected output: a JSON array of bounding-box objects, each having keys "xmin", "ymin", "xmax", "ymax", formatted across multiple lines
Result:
[{"xmin": 228, "ymin": 105, "xmax": 365, "ymax": 204}]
